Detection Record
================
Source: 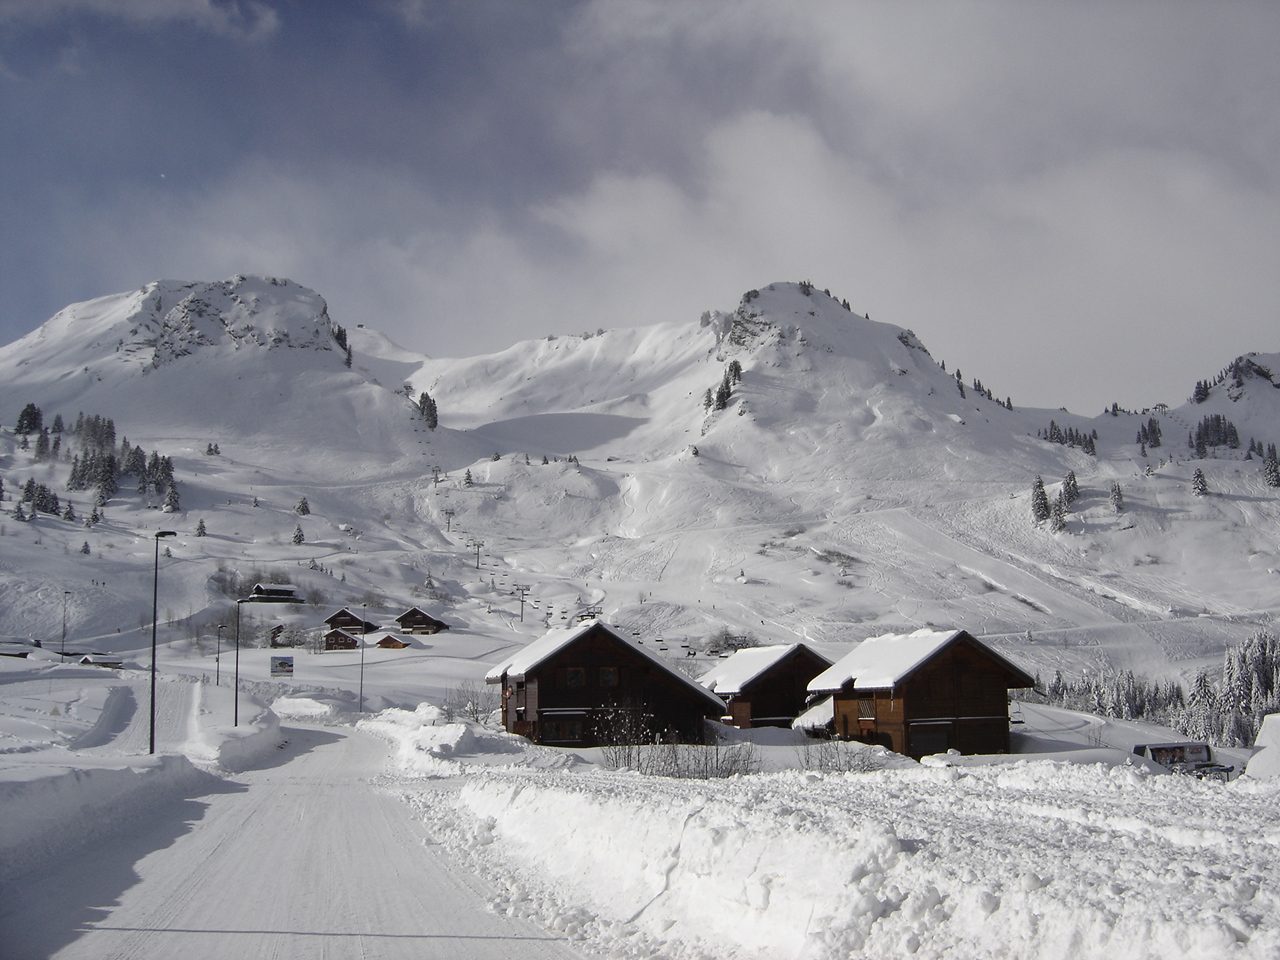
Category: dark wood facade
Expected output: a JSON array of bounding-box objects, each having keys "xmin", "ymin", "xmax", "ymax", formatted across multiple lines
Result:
[
  {"xmin": 395, "ymin": 607, "xmax": 449, "ymax": 635},
  {"xmin": 490, "ymin": 622, "xmax": 724, "ymax": 747},
  {"xmin": 710, "ymin": 645, "xmax": 833, "ymax": 729},
  {"xmin": 323, "ymin": 628, "xmax": 359, "ymax": 651},
  {"xmin": 323, "ymin": 608, "xmax": 378, "ymax": 634},
  {"xmin": 824, "ymin": 631, "xmax": 1034, "ymax": 759}
]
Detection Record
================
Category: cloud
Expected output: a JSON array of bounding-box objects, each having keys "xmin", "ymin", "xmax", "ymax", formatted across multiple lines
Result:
[{"xmin": 0, "ymin": 0, "xmax": 280, "ymax": 41}]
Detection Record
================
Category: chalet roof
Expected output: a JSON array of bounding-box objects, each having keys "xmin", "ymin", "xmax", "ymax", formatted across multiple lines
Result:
[
  {"xmin": 807, "ymin": 628, "xmax": 1034, "ymax": 694},
  {"xmin": 486, "ymin": 619, "xmax": 725, "ymax": 712},
  {"xmin": 698, "ymin": 644, "xmax": 831, "ymax": 697},
  {"xmin": 367, "ymin": 631, "xmax": 425, "ymax": 648},
  {"xmin": 253, "ymin": 582, "xmax": 297, "ymax": 592}
]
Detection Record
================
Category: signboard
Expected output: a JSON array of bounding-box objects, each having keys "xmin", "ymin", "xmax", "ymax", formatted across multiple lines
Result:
[{"xmin": 270, "ymin": 656, "xmax": 294, "ymax": 677}]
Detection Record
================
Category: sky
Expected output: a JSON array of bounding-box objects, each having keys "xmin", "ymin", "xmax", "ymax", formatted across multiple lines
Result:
[{"xmin": 1, "ymin": 0, "xmax": 1277, "ymax": 415}]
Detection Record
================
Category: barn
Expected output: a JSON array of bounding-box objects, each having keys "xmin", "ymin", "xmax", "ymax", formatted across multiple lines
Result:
[
  {"xmin": 485, "ymin": 619, "xmax": 725, "ymax": 747},
  {"xmin": 698, "ymin": 643, "xmax": 832, "ymax": 729},
  {"xmin": 807, "ymin": 628, "xmax": 1035, "ymax": 758}
]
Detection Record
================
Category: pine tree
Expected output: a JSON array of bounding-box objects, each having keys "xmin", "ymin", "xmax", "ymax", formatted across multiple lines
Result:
[
  {"xmin": 463, "ymin": 468, "xmax": 473, "ymax": 487},
  {"xmin": 195, "ymin": 518, "xmax": 207, "ymax": 537},
  {"xmin": 1264, "ymin": 456, "xmax": 1280, "ymax": 488},
  {"xmin": 15, "ymin": 402, "xmax": 42, "ymax": 434},
  {"xmin": 1050, "ymin": 492, "xmax": 1067, "ymax": 532},
  {"xmin": 1031, "ymin": 476, "xmax": 1050, "ymax": 522},
  {"xmin": 163, "ymin": 484, "xmax": 180, "ymax": 513},
  {"xmin": 295, "ymin": 496, "xmax": 311, "ymax": 516},
  {"xmin": 80, "ymin": 541, "xmax": 90, "ymax": 555},
  {"xmin": 292, "ymin": 523, "xmax": 305, "ymax": 544},
  {"xmin": 1191, "ymin": 468, "xmax": 1207, "ymax": 496},
  {"xmin": 1109, "ymin": 480, "xmax": 1124, "ymax": 513},
  {"xmin": 1063, "ymin": 470, "xmax": 1079, "ymax": 504}
]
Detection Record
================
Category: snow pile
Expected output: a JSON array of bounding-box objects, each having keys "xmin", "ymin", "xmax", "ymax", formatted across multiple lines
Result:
[
  {"xmin": 0, "ymin": 755, "xmax": 215, "ymax": 883},
  {"xmin": 419, "ymin": 761, "xmax": 1280, "ymax": 960},
  {"xmin": 1243, "ymin": 713, "xmax": 1280, "ymax": 779},
  {"xmin": 271, "ymin": 696, "xmax": 337, "ymax": 721}
]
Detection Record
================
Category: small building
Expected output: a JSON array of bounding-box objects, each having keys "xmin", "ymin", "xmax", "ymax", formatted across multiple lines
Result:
[
  {"xmin": 323, "ymin": 608, "xmax": 379, "ymax": 634},
  {"xmin": 807, "ymin": 628, "xmax": 1035, "ymax": 759},
  {"xmin": 322, "ymin": 628, "xmax": 360, "ymax": 651},
  {"xmin": 395, "ymin": 607, "xmax": 449, "ymax": 635},
  {"xmin": 698, "ymin": 643, "xmax": 832, "ymax": 729},
  {"xmin": 485, "ymin": 619, "xmax": 725, "ymax": 747},
  {"xmin": 250, "ymin": 582, "xmax": 300, "ymax": 602},
  {"xmin": 368, "ymin": 631, "xmax": 425, "ymax": 650},
  {"xmin": 79, "ymin": 653, "xmax": 125, "ymax": 668}
]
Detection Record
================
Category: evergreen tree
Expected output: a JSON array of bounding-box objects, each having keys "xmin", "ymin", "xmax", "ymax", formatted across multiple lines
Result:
[
  {"xmin": 1050, "ymin": 492, "xmax": 1067, "ymax": 532},
  {"xmin": 34, "ymin": 428, "xmax": 50, "ymax": 462},
  {"xmin": 51, "ymin": 414, "xmax": 64, "ymax": 434},
  {"xmin": 1191, "ymin": 468, "xmax": 1208, "ymax": 496},
  {"xmin": 463, "ymin": 468, "xmax": 473, "ymax": 487},
  {"xmin": 163, "ymin": 484, "xmax": 180, "ymax": 513},
  {"xmin": 292, "ymin": 523, "xmax": 305, "ymax": 544},
  {"xmin": 15, "ymin": 402, "xmax": 42, "ymax": 434},
  {"xmin": 713, "ymin": 376, "xmax": 731, "ymax": 411},
  {"xmin": 12, "ymin": 502, "xmax": 26, "ymax": 521},
  {"xmin": 1030, "ymin": 476, "xmax": 1050, "ymax": 522},
  {"xmin": 295, "ymin": 496, "xmax": 311, "ymax": 516},
  {"xmin": 62, "ymin": 501, "xmax": 76, "ymax": 522},
  {"xmin": 1063, "ymin": 470, "xmax": 1079, "ymax": 504},
  {"xmin": 195, "ymin": 518, "xmax": 207, "ymax": 537},
  {"xmin": 80, "ymin": 541, "xmax": 90, "ymax": 556},
  {"xmin": 417, "ymin": 392, "xmax": 438, "ymax": 429},
  {"xmin": 1109, "ymin": 480, "xmax": 1124, "ymax": 513},
  {"xmin": 1264, "ymin": 456, "xmax": 1280, "ymax": 488},
  {"xmin": 703, "ymin": 388, "xmax": 713, "ymax": 411}
]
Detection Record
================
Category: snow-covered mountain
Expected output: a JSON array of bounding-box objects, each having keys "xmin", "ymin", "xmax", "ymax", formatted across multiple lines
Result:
[{"xmin": 2, "ymin": 276, "xmax": 1279, "ymax": 689}]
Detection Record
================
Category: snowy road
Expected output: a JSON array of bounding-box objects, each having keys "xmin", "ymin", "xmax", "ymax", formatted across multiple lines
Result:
[{"xmin": 1, "ymin": 726, "xmax": 585, "ymax": 960}]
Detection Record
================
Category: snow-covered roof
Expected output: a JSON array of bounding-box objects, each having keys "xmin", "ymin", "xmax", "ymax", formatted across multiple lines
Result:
[
  {"xmin": 698, "ymin": 644, "xmax": 830, "ymax": 697},
  {"xmin": 486, "ymin": 619, "xmax": 725, "ymax": 711},
  {"xmin": 809, "ymin": 629, "xmax": 1030, "ymax": 693}
]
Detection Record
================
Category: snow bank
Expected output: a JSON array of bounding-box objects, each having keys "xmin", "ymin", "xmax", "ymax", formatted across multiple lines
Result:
[
  {"xmin": 419, "ymin": 762, "xmax": 1280, "ymax": 960},
  {"xmin": 0, "ymin": 754, "xmax": 215, "ymax": 883},
  {"xmin": 1243, "ymin": 713, "xmax": 1280, "ymax": 779}
]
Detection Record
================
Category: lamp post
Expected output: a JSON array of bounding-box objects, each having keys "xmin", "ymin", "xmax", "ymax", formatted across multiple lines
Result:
[
  {"xmin": 359, "ymin": 603, "xmax": 367, "ymax": 713},
  {"xmin": 149, "ymin": 530, "xmax": 177, "ymax": 755},
  {"xmin": 216, "ymin": 624, "xmax": 225, "ymax": 686},
  {"xmin": 235, "ymin": 599, "xmax": 246, "ymax": 726},
  {"xmin": 61, "ymin": 590, "xmax": 70, "ymax": 658}
]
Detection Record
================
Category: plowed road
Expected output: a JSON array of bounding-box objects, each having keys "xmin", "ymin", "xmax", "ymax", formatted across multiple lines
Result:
[{"xmin": 2, "ymin": 727, "xmax": 585, "ymax": 960}]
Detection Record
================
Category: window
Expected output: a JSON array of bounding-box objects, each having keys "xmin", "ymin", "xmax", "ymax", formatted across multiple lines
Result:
[
  {"xmin": 565, "ymin": 667, "xmax": 586, "ymax": 689},
  {"xmin": 858, "ymin": 697, "xmax": 875, "ymax": 719},
  {"xmin": 599, "ymin": 666, "xmax": 619, "ymax": 688},
  {"xmin": 542, "ymin": 719, "xmax": 584, "ymax": 742}
]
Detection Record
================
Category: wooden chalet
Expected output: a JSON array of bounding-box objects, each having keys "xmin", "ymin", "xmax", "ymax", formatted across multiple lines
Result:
[
  {"xmin": 807, "ymin": 629, "xmax": 1035, "ymax": 758},
  {"xmin": 323, "ymin": 608, "xmax": 379, "ymax": 634},
  {"xmin": 485, "ymin": 620, "xmax": 725, "ymax": 746},
  {"xmin": 395, "ymin": 607, "xmax": 449, "ymax": 635},
  {"xmin": 322, "ymin": 628, "xmax": 360, "ymax": 651},
  {"xmin": 250, "ymin": 582, "xmax": 300, "ymax": 602},
  {"xmin": 698, "ymin": 643, "xmax": 832, "ymax": 729}
]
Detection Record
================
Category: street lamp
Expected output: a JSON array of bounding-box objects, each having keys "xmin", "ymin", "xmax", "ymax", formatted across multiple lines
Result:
[
  {"xmin": 233, "ymin": 591, "xmax": 303, "ymax": 726},
  {"xmin": 61, "ymin": 590, "xmax": 70, "ymax": 658},
  {"xmin": 149, "ymin": 530, "xmax": 177, "ymax": 755},
  {"xmin": 359, "ymin": 602, "xmax": 367, "ymax": 713},
  {"xmin": 235, "ymin": 599, "xmax": 246, "ymax": 726},
  {"xmin": 216, "ymin": 624, "xmax": 225, "ymax": 686}
]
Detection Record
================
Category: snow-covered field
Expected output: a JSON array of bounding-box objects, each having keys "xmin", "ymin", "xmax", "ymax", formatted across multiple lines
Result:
[{"xmin": 2, "ymin": 276, "xmax": 1280, "ymax": 956}]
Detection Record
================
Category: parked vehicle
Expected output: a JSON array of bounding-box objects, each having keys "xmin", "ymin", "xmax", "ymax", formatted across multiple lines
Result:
[{"xmin": 1131, "ymin": 741, "xmax": 1234, "ymax": 780}]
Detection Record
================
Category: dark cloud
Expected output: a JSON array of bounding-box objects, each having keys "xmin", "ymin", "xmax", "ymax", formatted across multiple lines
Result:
[{"xmin": 1, "ymin": 0, "xmax": 1277, "ymax": 414}]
